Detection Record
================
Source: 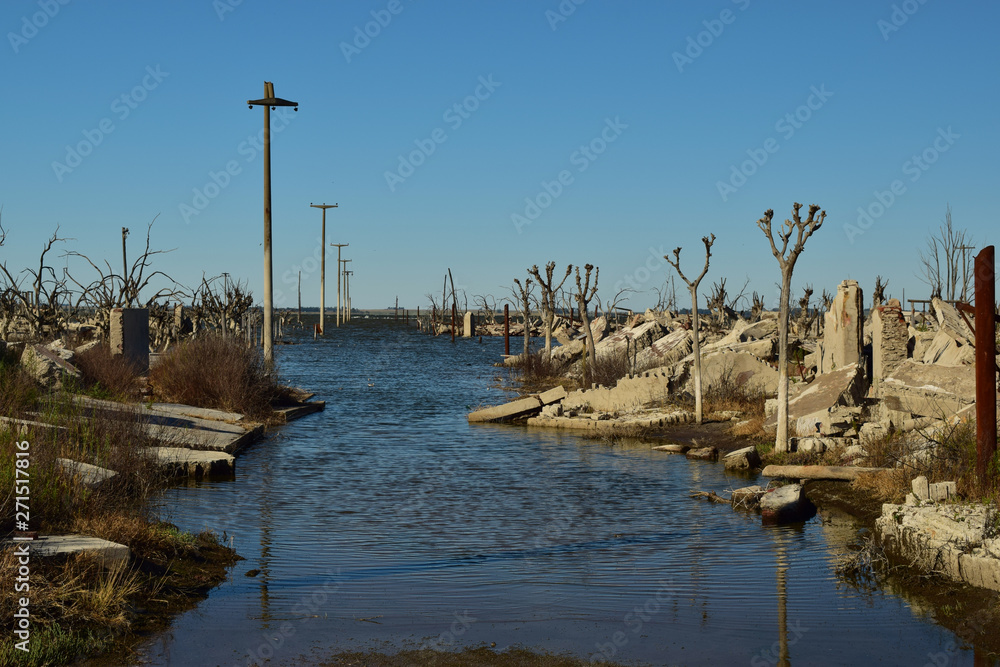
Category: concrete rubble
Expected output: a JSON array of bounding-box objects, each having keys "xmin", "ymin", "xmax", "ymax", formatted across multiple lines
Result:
[{"xmin": 877, "ymin": 499, "xmax": 1000, "ymax": 592}]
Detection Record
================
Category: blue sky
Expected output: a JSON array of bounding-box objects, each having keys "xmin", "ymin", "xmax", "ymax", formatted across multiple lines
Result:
[{"xmin": 2, "ymin": 0, "xmax": 997, "ymax": 312}]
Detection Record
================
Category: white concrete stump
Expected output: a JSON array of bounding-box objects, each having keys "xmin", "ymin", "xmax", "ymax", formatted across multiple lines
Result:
[{"xmin": 110, "ymin": 308, "xmax": 149, "ymax": 373}]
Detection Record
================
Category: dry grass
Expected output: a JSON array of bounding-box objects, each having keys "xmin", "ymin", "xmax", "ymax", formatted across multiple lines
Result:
[
  {"xmin": 852, "ymin": 419, "xmax": 999, "ymax": 504},
  {"xmin": 149, "ymin": 334, "xmax": 276, "ymax": 419},
  {"xmin": 73, "ymin": 343, "xmax": 144, "ymax": 402},
  {"xmin": 0, "ymin": 346, "xmax": 39, "ymax": 417}
]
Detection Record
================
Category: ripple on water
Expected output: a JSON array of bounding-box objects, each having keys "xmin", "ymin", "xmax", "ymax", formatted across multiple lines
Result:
[{"xmin": 144, "ymin": 320, "xmax": 977, "ymax": 666}]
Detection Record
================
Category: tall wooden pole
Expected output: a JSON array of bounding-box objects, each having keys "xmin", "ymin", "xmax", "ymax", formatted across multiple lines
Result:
[
  {"xmin": 247, "ymin": 81, "xmax": 297, "ymax": 368},
  {"xmin": 341, "ymin": 259, "xmax": 352, "ymax": 323},
  {"xmin": 975, "ymin": 246, "xmax": 997, "ymax": 489},
  {"xmin": 331, "ymin": 244, "xmax": 348, "ymax": 326},
  {"xmin": 311, "ymin": 203, "xmax": 338, "ymax": 335},
  {"xmin": 121, "ymin": 227, "xmax": 129, "ymax": 305}
]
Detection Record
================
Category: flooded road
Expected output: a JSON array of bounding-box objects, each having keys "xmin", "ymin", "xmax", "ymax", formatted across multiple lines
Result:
[{"xmin": 142, "ymin": 319, "xmax": 977, "ymax": 665}]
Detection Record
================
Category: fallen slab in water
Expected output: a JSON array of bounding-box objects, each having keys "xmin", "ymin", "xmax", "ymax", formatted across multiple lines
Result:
[
  {"xmin": 148, "ymin": 447, "xmax": 235, "ymax": 478},
  {"xmin": 468, "ymin": 386, "xmax": 567, "ymax": 423},
  {"xmin": 761, "ymin": 464, "xmax": 890, "ymax": 481}
]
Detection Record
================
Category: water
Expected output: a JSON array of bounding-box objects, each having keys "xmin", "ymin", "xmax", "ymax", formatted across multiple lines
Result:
[{"xmin": 141, "ymin": 320, "xmax": 978, "ymax": 666}]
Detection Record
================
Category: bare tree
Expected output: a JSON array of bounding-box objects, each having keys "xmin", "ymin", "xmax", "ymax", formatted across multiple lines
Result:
[
  {"xmin": 511, "ymin": 278, "xmax": 535, "ymax": 357},
  {"xmin": 0, "ymin": 227, "xmax": 74, "ymax": 338},
  {"xmin": 528, "ymin": 262, "xmax": 572, "ymax": 362},
  {"xmin": 473, "ymin": 293, "xmax": 497, "ymax": 325},
  {"xmin": 872, "ymin": 275, "xmax": 888, "ymax": 308},
  {"xmin": 917, "ymin": 205, "xmax": 974, "ymax": 301},
  {"xmin": 665, "ymin": 234, "xmax": 715, "ymax": 424},
  {"xmin": 574, "ymin": 264, "xmax": 599, "ymax": 368},
  {"xmin": 749, "ymin": 291, "xmax": 765, "ymax": 322},
  {"xmin": 757, "ymin": 203, "xmax": 825, "ymax": 453}
]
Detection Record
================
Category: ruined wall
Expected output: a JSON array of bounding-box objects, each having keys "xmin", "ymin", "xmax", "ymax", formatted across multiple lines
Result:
[{"xmin": 821, "ymin": 280, "xmax": 863, "ymax": 373}]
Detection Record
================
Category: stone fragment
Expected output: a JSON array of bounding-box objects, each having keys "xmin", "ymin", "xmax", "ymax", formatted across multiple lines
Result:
[
  {"xmin": 760, "ymin": 483, "xmax": 816, "ymax": 524},
  {"xmin": 686, "ymin": 446, "xmax": 719, "ymax": 461},
  {"xmin": 911, "ymin": 475, "xmax": 929, "ymax": 501},
  {"xmin": 882, "ymin": 359, "xmax": 975, "ymax": 418},
  {"xmin": 871, "ymin": 303, "xmax": 908, "ymax": 395},
  {"xmin": 20, "ymin": 344, "xmax": 81, "ymax": 390},
  {"xmin": 723, "ymin": 446, "xmax": 762, "ymax": 470},
  {"xmin": 731, "ymin": 485, "xmax": 766, "ymax": 509}
]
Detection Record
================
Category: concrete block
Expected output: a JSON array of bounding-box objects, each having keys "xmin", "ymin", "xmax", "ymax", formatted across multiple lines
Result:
[
  {"xmin": 110, "ymin": 308, "xmax": 149, "ymax": 373},
  {"xmin": 26, "ymin": 534, "xmax": 130, "ymax": 568},
  {"xmin": 929, "ymin": 481, "xmax": 957, "ymax": 502},
  {"xmin": 911, "ymin": 475, "xmax": 929, "ymax": 500}
]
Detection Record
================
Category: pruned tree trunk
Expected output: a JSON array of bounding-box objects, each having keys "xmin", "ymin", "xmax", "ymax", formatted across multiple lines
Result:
[
  {"xmin": 757, "ymin": 203, "xmax": 825, "ymax": 453},
  {"xmin": 665, "ymin": 234, "xmax": 715, "ymax": 424}
]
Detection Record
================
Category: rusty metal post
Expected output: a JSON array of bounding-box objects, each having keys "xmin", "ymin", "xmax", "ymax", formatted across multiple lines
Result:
[
  {"xmin": 451, "ymin": 303, "xmax": 456, "ymax": 343},
  {"xmin": 504, "ymin": 303, "xmax": 510, "ymax": 356},
  {"xmin": 975, "ymin": 245, "xmax": 997, "ymax": 489}
]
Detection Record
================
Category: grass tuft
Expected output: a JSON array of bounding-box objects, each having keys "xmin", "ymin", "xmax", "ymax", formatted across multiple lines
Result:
[{"xmin": 149, "ymin": 334, "xmax": 276, "ymax": 419}]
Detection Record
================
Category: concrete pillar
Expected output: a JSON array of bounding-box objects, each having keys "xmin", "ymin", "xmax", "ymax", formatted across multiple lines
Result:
[
  {"xmin": 821, "ymin": 280, "xmax": 863, "ymax": 373},
  {"xmin": 871, "ymin": 298, "xmax": 908, "ymax": 395},
  {"xmin": 110, "ymin": 308, "xmax": 149, "ymax": 373},
  {"xmin": 463, "ymin": 311, "xmax": 475, "ymax": 338}
]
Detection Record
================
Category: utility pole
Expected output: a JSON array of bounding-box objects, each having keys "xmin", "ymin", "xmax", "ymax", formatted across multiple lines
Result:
[
  {"xmin": 344, "ymin": 269, "xmax": 354, "ymax": 322},
  {"xmin": 340, "ymin": 259, "xmax": 352, "ymax": 322},
  {"xmin": 331, "ymin": 243, "xmax": 349, "ymax": 326},
  {"xmin": 297, "ymin": 270, "xmax": 302, "ymax": 323},
  {"xmin": 247, "ymin": 81, "xmax": 298, "ymax": 368},
  {"xmin": 310, "ymin": 202, "xmax": 338, "ymax": 334}
]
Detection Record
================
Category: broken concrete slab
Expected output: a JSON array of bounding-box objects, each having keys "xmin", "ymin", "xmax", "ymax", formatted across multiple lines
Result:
[
  {"xmin": 699, "ymin": 351, "xmax": 779, "ymax": 395},
  {"xmin": 761, "ymin": 464, "xmax": 889, "ymax": 481},
  {"xmin": 882, "ymin": 359, "xmax": 975, "ymax": 418},
  {"xmin": 921, "ymin": 330, "xmax": 974, "ymax": 365},
  {"xmin": 764, "ymin": 363, "xmax": 865, "ymax": 435},
  {"xmin": 23, "ymin": 534, "xmax": 130, "ymax": 568},
  {"xmin": 877, "ymin": 502, "xmax": 1000, "ymax": 592},
  {"xmin": 593, "ymin": 320, "xmax": 664, "ymax": 361},
  {"xmin": 931, "ymin": 297, "xmax": 974, "ymax": 344},
  {"xmin": 20, "ymin": 343, "xmax": 81, "ymax": 390},
  {"xmin": 57, "ymin": 458, "xmax": 117, "ymax": 488},
  {"xmin": 634, "ymin": 329, "xmax": 693, "ymax": 371},
  {"xmin": 527, "ymin": 408, "xmax": 693, "ymax": 432},
  {"xmin": 561, "ymin": 370, "xmax": 673, "ymax": 413},
  {"xmin": 149, "ymin": 447, "xmax": 235, "ymax": 478},
  {"xmin": 468, "ymin": 386, "xmax": 567, "ymax": 423},
  {"xmin": 653, "ymin": 443, "xmax": 690, "ymax": 454}
]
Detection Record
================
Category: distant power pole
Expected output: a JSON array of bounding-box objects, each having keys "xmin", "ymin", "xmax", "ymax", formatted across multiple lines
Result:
[
  {"xmin": 340, "ymin": 259, "xmax": 352, "ymax": 322},
  {"xmin": 247, "ymin": 81, "xmax": 298, "ymax": 368},
  {"xmin": 121, "ymin": 227, "xmax": 129, "ymax": 305},
  {"xmin": 345, "ymin": 269, "xmax": 354, "ymax": 321},
  {"xmin": 297, "ymin": 270, "xmax": 302, "ymax": 322},
  {"xmin": 310, "ymin": 202, "xmax": 338, "ymax": 334},
  {"xmin": 331, "ymin": 243, "xmax": 349, "ymax": 327}
]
